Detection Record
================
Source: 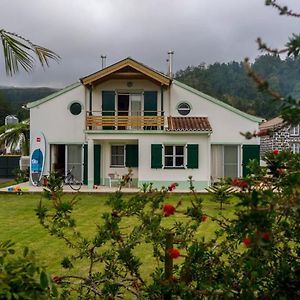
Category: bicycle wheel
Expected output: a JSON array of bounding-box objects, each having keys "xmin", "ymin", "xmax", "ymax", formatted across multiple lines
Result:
[{"xmin": 68, "ymin": 179, "xmax": 82, "ymax": 191}]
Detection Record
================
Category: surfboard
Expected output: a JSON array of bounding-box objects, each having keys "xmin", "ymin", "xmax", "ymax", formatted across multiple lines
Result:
[{"xmin": 30, "ymin": 132, "xmax": 46, "ymax": 186}]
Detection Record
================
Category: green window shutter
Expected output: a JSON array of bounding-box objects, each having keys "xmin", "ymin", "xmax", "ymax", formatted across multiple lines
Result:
[
  {"xmin": 187, "ymin": 144, "xmax": 199, "ymax": 169},
  {"xmin": 144, "ymin": 91, "xmax": 157, "ymax": 116},
  {"xmin": 242, "ymin": 144, "xmax": 260, "ymax": 176},
  {"xmin": 126, "ymin": 144, "xmax": 138, "ymax": 167},
  {"xmin": 94, "ymin": 144, "xmax": 101, "ymax": 185},
  {"xmin": 102, "ymin": 91, "xmax": 115, "ymax": 130},
  {"xmin": 83, "ymin": 144, "xmax": 88, "ymax": 185},
  {"xmin": 151, "ymin": 144, "xmax": 162, "ymax": 168}
]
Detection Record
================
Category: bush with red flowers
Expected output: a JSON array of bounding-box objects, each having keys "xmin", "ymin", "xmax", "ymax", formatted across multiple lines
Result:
[
  {"xmin": 169, "ymin": 248, "xmax": 181, "ymax": 259},
  {"xmin": 35, "ymin": 146, "xmax": 300, "ymax": 299},
  {"xmin": 163, "ymin": 203, "xmax": 175, "ymax": 216}
]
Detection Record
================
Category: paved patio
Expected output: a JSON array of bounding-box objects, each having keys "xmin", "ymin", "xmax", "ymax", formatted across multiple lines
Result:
[{"xmin": 0, "ymin": 181, "xmax": 206, "ymax": 194}]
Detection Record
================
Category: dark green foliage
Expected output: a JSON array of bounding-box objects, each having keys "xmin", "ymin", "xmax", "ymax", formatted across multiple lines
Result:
[
  {"xmin": 0, "ymin": 87, "xmax": 58, "ymax": 122},
  {"xmin": 206, "ymin": 179, "xmax": 235, "ymax": 210},
  {"xmin": 13, "ymin": 168, "xmax": 29, "ymax": 183},
  {"xmin": 0, "ymin": 240, "xmax": 55, "ymax": 300},
  {"xmin": 175, "ymin": 55, "xmax": 300, "ymax": 119}
]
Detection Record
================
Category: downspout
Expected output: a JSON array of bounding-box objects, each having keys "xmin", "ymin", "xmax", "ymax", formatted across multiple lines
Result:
[
  {"xmin": 88, "ymin": 84, "xmax": 92, "ymax": 130},
  {"xmin": 167, "ymin": 51, "xmax": 174, "ymax": 117},
  {"xmin": 161, "ymin": 85, "xmax": 164, "ymax": 130}
]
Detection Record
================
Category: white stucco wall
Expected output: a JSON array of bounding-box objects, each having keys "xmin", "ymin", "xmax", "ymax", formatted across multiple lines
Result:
[
  {"xmin": 30, "ymin": 84, "xmax": 86, "ymax": 173},
  {"xmin": 86, "ymin": 132, "xmax": 210, "ymax": 189},
  {"xmin": 170, "ymin": 82, "xmax": 260, "ymax": 145}
]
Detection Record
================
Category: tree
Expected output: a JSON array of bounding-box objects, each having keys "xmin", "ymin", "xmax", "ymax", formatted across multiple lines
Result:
[
  {"xmin": 244, "ymin": 0, "xmax": 300, "ymax": 127},
  {"xmin": 0, "ymin": 119, "xmax": 29, "ymax": 155},
  {"xmin": 0, "ymin": 29, "xmax": 60, "ymax": 76},
  {"xmin": 0, "ymin": 92, "xmax": 11, "ymax": 125}
]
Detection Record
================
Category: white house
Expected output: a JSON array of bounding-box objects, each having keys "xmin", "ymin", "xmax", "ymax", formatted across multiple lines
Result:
[{"xmin": 26, "ymin": 57, "xmax": 262, "ymax": 190}]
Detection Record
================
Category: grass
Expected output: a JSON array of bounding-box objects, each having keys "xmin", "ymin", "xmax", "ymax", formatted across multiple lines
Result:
[
  {"xmin": 0, "ymin": 192, "xmax": 237, "ymax": 278},
  {"xmin": 0, "ymin": 179, "xmax": 16, "ymax": 188}
]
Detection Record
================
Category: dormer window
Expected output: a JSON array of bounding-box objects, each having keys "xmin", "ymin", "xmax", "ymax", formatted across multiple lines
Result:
[{"xmin": 177, "ymin": 102, "xmax": 191, "ymax": 116}]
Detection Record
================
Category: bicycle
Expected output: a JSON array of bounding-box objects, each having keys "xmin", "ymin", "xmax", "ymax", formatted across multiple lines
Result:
[{"xmin": 64, "ymin": 166, "xmax": 82, "ymax": 191}]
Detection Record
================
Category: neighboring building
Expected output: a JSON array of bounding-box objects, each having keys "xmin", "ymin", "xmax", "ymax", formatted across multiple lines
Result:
[
  {"xmin": 259, "ymin": 117, "xmax": 300, "ymax": 156},
  {"xmin": 26, "ymin": 58, "xmax": 262, "ymax": 190}
]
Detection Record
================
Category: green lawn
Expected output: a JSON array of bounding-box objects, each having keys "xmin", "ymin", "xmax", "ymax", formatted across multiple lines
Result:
[{"xmin": 0, "ymin": 192, "xmax": 236, "ymax": 278}]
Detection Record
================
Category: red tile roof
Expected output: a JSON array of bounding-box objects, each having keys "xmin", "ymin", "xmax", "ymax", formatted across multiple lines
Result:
[
  {"xmin": 167, "ymin": 117, "xmax": 212, "ymax": 132},
  {"xmin": 259, "ymin": 117, "xmax": 283, "ymax": 130}
]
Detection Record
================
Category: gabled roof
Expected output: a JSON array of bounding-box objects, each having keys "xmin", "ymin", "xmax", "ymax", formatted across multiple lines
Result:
[
  {"xmin": 167, "ymin": 117, "xmax": 212, "ymax": 132},
  {"xmin": 173, "ymin": 80, "xmax": 264, "ymax": 123},
  {"xmin": 80, "ymin": 57, "xmax": 171, "ymax": 87}
]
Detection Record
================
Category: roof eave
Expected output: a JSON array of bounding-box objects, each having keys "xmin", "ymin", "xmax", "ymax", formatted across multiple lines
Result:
[{"xmin": 80, "ymin": 58, "xmax": 171, "ymax": 87}]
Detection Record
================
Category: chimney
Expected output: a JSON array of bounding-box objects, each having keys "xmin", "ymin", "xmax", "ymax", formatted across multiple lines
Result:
[
  {"xmin": 101, "ymin": 55, "xmax": 107, "ymax": 69},
  {"xmin": 167, "ymin": 50, "xmax": 174, "ymax": 78}
]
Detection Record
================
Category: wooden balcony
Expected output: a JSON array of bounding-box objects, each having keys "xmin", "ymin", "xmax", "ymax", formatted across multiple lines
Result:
[{"xmin": 86, "ymin": 111, "xmax": 165, "ymax": 130}]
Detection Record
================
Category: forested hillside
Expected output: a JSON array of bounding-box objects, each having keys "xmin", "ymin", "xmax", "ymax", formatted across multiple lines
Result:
[
  {"xmin": 0, "ymin": 87, "xmax": 58, "ymax": 124},
  {"xmin": 175, "ymin": 55, "xmax": 300, "ymax": 119}
]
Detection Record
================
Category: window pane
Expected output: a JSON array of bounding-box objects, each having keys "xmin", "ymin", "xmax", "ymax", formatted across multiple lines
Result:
[
  {"xmin": 175, "ymin": 157, "xmax": 184, "ymax": 167},
  {"xmin": 176, "ymin": 146, "xmax": 184, "ymax": 155},
  {"xmin": 165, "ymin": 146, "xmax": 173, "ymax": 155},
  {"xmin": 67, "ymin": 145, "xmax": 82, "ymax": 181},
  {"xmin": 224, "ymin": 145, "xmax": 238, "ymax": 164},
  {"xmin": 165, "ymin": 157, "xmax": 173, "ymax": 167},
  {"xmin": 111, "ymin": 146, "xmax": 124, "ymax": 166},
  {"xmin": 224, "ymin": 145, "xmax": 238, "ymax": 178},
  {"xmin": 224, "ymin": 165, "xmax": 237, "ymax": 178},
  {"xmin": 177, "ymin": 102, "xmax": 191, "ymax": 116}
]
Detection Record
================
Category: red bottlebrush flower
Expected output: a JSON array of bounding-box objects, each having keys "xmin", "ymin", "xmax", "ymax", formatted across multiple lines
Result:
[
  {"xmin": 273, "ymin": 149, "xmax": 279, "ymax": 155},
  {"xmin": 52, "ymin": 275, "xmax": 62, "ymax": 284},
  {"xmin": 243, "ymin": 238, "xmax": 251, "ymax": 248},
  {"xmin": 201, "ymin": 214, "xmax": 207, "ymax": 222},
  {"xmin": 163, "ymin": 204, "xmax": 175, "ymax": 217},
  {"xmin": 261, "ymin": 232, "xmax": 270, "ymax": 241},
  {"xmin": 168, "ymin": 183, "xmax": 177, "ymax": 192},
  {"xmin": 231, "ymin": 178, "xmax": 248, "ymax": 189},
  {"xmin": 277, "ymin": 168, "xmax": 285, "ymax": 175},
  {"xmin": 169, "ymin": 248, "xmax": 181, "ymax": 259}
]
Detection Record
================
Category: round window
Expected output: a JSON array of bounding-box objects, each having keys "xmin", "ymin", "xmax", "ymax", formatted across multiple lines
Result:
[
  {"xmin": 177, "ymin": 102, "xmax": 191, "ymax": 116},
  {"xmin": 70, "ymin": 102, "xmax": 82, "ymax": 115}
]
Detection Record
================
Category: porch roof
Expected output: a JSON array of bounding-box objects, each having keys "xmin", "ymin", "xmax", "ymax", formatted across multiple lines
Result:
[
  {"xmin": 167, "ymin": 116, "xmax": 212, "ymax": 132},
  {"xmin": 80, "ymin": 57, "xmax": 171, "ymax": 87}
]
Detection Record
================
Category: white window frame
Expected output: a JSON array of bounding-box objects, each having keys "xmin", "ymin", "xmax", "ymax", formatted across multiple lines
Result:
[
  {"xmin": 163, "ymin": 145, "xmax": 186, "ymax": 169},
  {"xmin": 110, "ymin": 145, "xmax": 125, "ymax": 167},
  {"xmin": 290, "ymin": 124, "xmax": 300, "ymax": 136},
  {"xmin": 292, "ymin": 143, "xmax": 300, "ymax": 154}
]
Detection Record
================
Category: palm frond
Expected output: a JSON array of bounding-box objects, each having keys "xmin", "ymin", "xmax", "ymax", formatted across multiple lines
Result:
[
  {"xmin": 0, "ymin": 120, "xmax": 30, "ymax": 155},
  {"xmin": 0, "ymin": 29, "xmax": 60, "ymax": 76}
]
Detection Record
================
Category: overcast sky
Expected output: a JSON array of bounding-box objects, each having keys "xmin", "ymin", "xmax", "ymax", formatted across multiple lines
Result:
[{"xmin": 0, "ymin": 0, "xmax": 299, "ymax": 88}]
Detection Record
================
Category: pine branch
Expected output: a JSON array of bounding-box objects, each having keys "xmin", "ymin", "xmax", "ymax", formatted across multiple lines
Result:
[{"xmin": 265, "ymin": 0, "xmax": 300, "ymax": 17}]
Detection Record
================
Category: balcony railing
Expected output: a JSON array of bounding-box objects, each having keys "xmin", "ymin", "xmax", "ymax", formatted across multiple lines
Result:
[{"xmin": 86, "ymin": 111, "xmax": 165, "ymax": 130}]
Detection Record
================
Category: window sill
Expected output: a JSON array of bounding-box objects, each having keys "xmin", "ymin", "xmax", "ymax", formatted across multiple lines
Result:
[
  {"xmin": 163, "ymin": 167, "xmax": 185, "ymax": 169},
  {"xmin": 110, "ymin": 165, "xmax": 125, "ymax": 168}
]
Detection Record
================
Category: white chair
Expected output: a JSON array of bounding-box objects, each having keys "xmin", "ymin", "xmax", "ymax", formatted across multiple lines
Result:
[{"xmin": 108, "ymin": 173, "xmax": 120, "ymax": 188}]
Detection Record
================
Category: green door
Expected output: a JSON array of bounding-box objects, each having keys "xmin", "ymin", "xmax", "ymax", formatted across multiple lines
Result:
[
  {"xmin": 102, "ymin": 91, "xmax": 115, "ymax": 130},
  {"xmin": 242, "ymin": 145, "xmax": 260, "ymax": 177},
  {"xmin": 94, "ymin": 144, "xmax": 101, "ymax": 185},
  {"xmin": 83, "ymin": 144, "xmax": 101, "ymax": 185}
]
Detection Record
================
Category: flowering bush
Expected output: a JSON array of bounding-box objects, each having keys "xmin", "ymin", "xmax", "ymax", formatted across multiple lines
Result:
[{"xmin": 34, "ymin": 148, "xmax": 300, "ymax": 299}]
